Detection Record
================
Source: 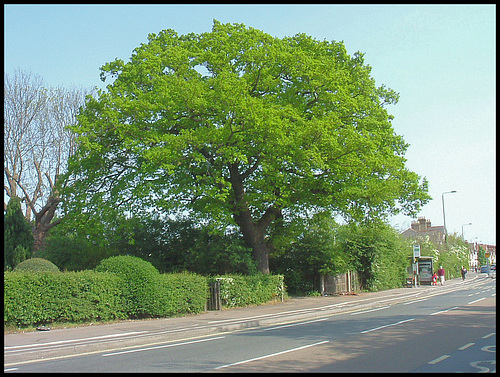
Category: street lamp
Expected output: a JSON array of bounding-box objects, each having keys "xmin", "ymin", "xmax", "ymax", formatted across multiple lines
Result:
[
  {"xmin": 461, "ymin": 222, "xmax": 472, "ymax": 240},
  {"xmin": 442, "ymin": 190, "xmax": 457, "ymax": 242}
]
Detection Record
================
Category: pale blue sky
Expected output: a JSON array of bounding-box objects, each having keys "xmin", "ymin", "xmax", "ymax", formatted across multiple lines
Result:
[{"xmin": 4, "ymin": 4, "xmax": 496, "ymax": 244}]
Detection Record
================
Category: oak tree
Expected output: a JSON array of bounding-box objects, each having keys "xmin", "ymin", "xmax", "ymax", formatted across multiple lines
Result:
[{"xmin": 64, "ymin": 21, "xmax": 430, "ymax": 273}]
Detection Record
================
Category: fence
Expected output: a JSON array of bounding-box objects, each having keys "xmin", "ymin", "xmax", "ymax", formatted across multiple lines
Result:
[
  {"xmin": 207, "ymin": 280, "xmax": 222, "ymax": 310},
  {"xmin": 321, "ymin": 271, "xmax": 361, "ymax": 295}
]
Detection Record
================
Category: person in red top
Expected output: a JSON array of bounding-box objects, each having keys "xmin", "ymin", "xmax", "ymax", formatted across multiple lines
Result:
[
  {"xmin": 437, "ymin": 266, "xmax": 445, "ymax": 285},
  {"xmin": 432, "ymin": 272, "xmax": 438, "ymax": 286}
]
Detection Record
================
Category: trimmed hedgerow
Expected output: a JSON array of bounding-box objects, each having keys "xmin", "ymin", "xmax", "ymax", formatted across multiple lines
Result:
[
  {"xmin": 154, "ymin": 272, "xmax": 209, "ymax": 317},
  {"xmin": 4, "ymin": 271, "xmax": 124, "ymax": 327}
]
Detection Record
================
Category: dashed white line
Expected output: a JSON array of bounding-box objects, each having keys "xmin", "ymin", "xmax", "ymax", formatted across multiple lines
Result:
[
  {"xmin": 430, "ymin": 307, "xmax": 458, "ymax": 316},
  {"xmin": 214, "ymin": 340, "xmax": 330, "ymax": 369},
  {"xmin": 458, "ymin": 342, "xmax": 475, "ymax": 350},
  {"xmin": 360, "ymin": 318, "xmax": 414, "ymax": 334},
  {"xmin": 482, "ymin": 332, "xmax": 495, "ymax": 339},
  {"xmin": 428, "ymin": 354, "xmax": 450, "ymax": 364}
]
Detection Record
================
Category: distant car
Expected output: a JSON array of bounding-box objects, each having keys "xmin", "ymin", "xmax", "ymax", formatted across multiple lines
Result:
[
  {"xmin": 491, "ymin": 264, "xmax": 496, "ymax": 271},
  {"xmin": 480, "ymin": 265, "xmax": 489, "ymax": 273}
]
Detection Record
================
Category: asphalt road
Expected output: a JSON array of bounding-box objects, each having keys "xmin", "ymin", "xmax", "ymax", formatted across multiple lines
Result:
[{"xmin": 4, "ymin": 273, "xmax": 496, "ymax": 373}]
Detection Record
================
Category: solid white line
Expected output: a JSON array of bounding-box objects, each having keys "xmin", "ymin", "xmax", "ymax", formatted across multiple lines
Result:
[
  {"xmin": 468, "ymin": 297, "xmax": 486, "ymax": 305},
  {"xmin": 458, "ymin": 343, "xmax": 475, "ymax": 350},
  {"xmin": 262, "ymin": 317, "xmax": 329, "ymax": 331},
  {"xmin": 4, "ymin": 332, "xmax": 147, "ymax": 350},
  {"xmin": 102, "ymin": 336, "xmax": 225, "ymax": 357},
  {"xmin": 430, "ymin": 307, "xmax": 458, "ymax": 316},
  {"xmin": 4, "ymin": 368, "xmax": 19, "ymax": 372},
  {"xmin": 214, "ymin": 340, "xmax": 329, "ymax": 369},
  {"xmin": 350, "ymin": 306, "xmax": 389, "ymax": 315},
  {"xmin": 428, "ymin": 354, "xmax": 450, "ymax": 364},
  {"xmin": 360, "ymin": 318, "xmax": 414, "ymax": 334},
  {"xmin": 403, "ymin": 298, "xmax": 429, "ymax": 305}
]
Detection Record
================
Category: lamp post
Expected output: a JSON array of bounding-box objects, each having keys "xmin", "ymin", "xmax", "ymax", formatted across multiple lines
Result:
[
  {"xmin": 442, "ymin": 190, "xmax": 457, "ymax": 243},
  {"xmin": 461, "ymin": 222, "xmax": 472, "ymax": 240}
]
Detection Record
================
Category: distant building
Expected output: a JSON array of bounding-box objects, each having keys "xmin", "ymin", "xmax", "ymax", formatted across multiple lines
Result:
[
  {"xmin": 400, "ymin": 217, "xmax": 496, "ymax": 270},
  {"xmin": 468, "ymin": 242, "xmax": 496, "ymax": 271},
  {"xmin": 400, "ymin": 217, "xmax": 445, "ymax": 244}
]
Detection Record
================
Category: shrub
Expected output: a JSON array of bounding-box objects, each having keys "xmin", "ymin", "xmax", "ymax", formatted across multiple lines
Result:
[
  {"xmin": 13, "ymin": 258, "xmax": 60, "ymax": 273},
  {"xmin": 95, "ymin": 255, "xmax": 162, "ymax": 318},
  {"xmin": 155, "ymin": 272, "xmax": 209, "ymax": 317},
  {"xmin": 4, "ymin": 271, "xmax": 124, "ymax": 327}
]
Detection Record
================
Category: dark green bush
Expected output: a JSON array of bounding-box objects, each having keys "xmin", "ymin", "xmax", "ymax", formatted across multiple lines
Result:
[
  {"xmin": 13, "ymin": 258, "xmax": 60, "ymax": 273},
  {"xmin": 4, "ymin": 271, "xmax": 124, "ymax": 327},
  {"xmin": 95, "ymin": 255, "xmax": 162, "ymax": 318}
]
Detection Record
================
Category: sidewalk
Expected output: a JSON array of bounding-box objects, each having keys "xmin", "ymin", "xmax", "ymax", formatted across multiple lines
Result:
[{"xmin": 4, "ymin": 274, "xmax": 489, "ymax": 365}]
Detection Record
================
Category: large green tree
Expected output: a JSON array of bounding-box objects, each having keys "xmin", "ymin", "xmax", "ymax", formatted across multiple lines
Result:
[{"xmin": 63, "ymin": 21, "xmax": 430, "ymax": 274}]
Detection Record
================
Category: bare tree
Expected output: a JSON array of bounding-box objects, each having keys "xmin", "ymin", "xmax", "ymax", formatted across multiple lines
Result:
[{"xmin": 4, "ymin": 69, "xmax": 90, "ymax": 251}]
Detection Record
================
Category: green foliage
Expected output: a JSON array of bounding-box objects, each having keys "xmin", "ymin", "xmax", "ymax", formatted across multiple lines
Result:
[
  {"xmin": 477, "ymin": 246, "xmax": 487, "ymax": 267},
  {"xmin": 94, "ymin": 255, "xmax": 161, "ymax": 318},
  {"xmin": 4, "ymin": 197, "xmax": 34, "ymax": 270},
  {"xmin": 4, "ymin": 271, "xmax": 125, "ymax": 327},
  {"xmin": 210, "ymin": 273, "xmax": 284, "ymax": 308},
  {"xmin": 155, "ymin": 272, "xmax": 209, "ymax": 316},
  {"xmin": 13, "ymin": 258, "xmax": 60, "ymax": 273},
  {"xmin": 336, "ymin": 222, "xmax": 409, "ymax": 291},
  {"xmin": 63, "ymin": 20, "xmax": 430, "ymax": 273}
]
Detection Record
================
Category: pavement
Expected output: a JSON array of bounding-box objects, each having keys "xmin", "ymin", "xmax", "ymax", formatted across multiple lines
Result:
[{"xmin": 4, "ymin": 272, "xmax": 494, "ymax": 366}]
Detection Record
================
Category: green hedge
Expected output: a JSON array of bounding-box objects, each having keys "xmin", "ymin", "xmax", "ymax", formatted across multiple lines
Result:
[
  {"xmin": 4, "ymin": 258, "xmax": 286, "ymax": 329},
  {"xmin": 4, "ymin": 271, "xmax": 125, "ymax": 327},
  {"xmin": 155, "ymin": 272, "xmax": 209, "ymax": 317},
  {"xmin": 211, "ymin": 273, "xmax": 285, "ymax": 308},
  {"xmin": 95, "ymin": 255, "xmax": 162, "ymax": 318}
]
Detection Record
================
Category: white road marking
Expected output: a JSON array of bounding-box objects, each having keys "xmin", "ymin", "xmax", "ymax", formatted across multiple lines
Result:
[
  {"xmin": 214, "ymin": 340, "xmax": 330, "ymax": 369},
  {"xmin": 482, "ymin": 332, "xmax": 495, "ymax": 339},
  {"xmin": 428, "ymin": 354, "xmax": 450, "ymax": 364},
  {"xmin": 458, "ymin": 342, "xmax": 475, "ymax": 350},
  {"xmin": 360, "ymin": 318, "xmax": 414, "ymax": 334},
  {"xmin": 102, "ymin": 336, "xmax": 225, "ymax": 357},
  {"xmin": 430, "ymin": 307, "xmax": 458, "ymax": 316},
  {"xmin": 262, "ymin": 317, "xmax": 329, "ymax": 331},
  {"xmin": 468, "ymin": 297, "xmax": 486, "ymax": 305},
  {"xmin": 4, "ymin": 332, "xmax": 147, "ymax": 350},
  {"xmin": 403, "ymin": 298, "xmax": 429, "ymax": 305},
  {"xmin": 350, "ymin": 306, "xmax": 389, "ymax": 315}
]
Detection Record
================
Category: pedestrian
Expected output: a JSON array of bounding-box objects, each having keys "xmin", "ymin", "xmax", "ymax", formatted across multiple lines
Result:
[
  {"xmin": 432, "ymin": 272, "xmax": 438, "ymax": 286},
  {"xmin": 437, "ymin": 265, "xmax": 445, "ymax": 285},
  {"xmin": 461, "ymin": 266, "xmax": 467, "ymax": 281}
]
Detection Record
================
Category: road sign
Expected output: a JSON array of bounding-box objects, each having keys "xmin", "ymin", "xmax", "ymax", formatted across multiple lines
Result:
[
  {"xmin": 413, "ymin": 244, "xmax": 421, "ymax": 258},
  {"xmin": 485, "ymin": 251, "xmax": 490, "ymax": 258}
]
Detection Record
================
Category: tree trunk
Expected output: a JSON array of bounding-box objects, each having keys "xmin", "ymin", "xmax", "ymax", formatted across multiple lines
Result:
[
  {"xmin": 32, "ymin": 196, "xmax": 62, "ymax": 253},
  {"xmin": 228, "ymin": 163, "xmax": 280, "ymax": 274}
]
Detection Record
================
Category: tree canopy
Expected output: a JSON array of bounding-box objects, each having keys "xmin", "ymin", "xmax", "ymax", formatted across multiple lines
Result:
[{"xmin": 63, "ymin": 20, "xmax": 430, "ymax": 273}]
